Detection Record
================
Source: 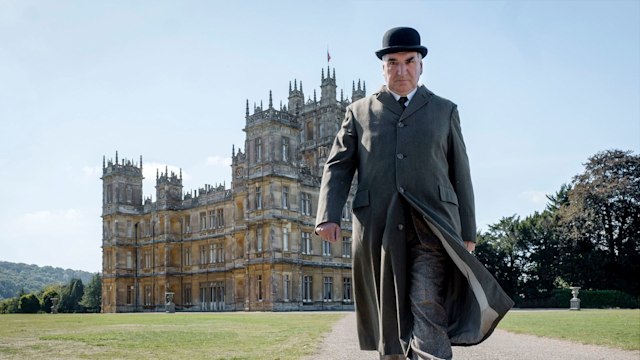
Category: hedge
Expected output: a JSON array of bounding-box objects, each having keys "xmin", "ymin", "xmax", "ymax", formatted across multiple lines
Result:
[{"xmin": 518, "ymin": 289, "xmax": 639, "ymax": 308}]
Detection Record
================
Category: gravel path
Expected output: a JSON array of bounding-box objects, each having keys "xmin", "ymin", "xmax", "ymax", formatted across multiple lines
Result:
[{"xmin": 303, "ymin": 312, "xmax": 640, "ymax": 360}]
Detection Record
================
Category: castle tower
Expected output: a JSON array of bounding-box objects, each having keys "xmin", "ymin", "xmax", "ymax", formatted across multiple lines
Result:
[
  {"xmin": 320, "ymin": 66, "xmax": 337, "ymax": 105},
  {"xmin": 351, "ymin": 79, "xmax": 366, "ymax": 102},
  {"xmin": 155, "ymin": 166, "xmax": 183, "ymax": 210},
  {"xmin": 101, "ymin": 151, "xmax": 144, "ymax": 215},
  {"xmin": 287, "ymin": 80, "xmax": 304, "ymax": 114}
]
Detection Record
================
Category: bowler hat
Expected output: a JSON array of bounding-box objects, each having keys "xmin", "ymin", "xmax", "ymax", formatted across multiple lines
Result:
[{"xmin": 375, "ymin": 27, "xmax": 428, "ymax": 60}]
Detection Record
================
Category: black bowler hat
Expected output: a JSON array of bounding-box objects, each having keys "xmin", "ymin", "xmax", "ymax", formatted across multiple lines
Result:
[{"xmin": 375, "ymin": 27, "xmax": 428, "ymax": 60}]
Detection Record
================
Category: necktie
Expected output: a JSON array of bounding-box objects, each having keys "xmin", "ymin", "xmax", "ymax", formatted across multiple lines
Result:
[{"xmin": 398, "ymin": 96, "xmax": 408, "ymax": 111}]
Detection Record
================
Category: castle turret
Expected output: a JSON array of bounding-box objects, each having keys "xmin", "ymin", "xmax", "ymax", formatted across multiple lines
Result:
[
  {"xmin": 287, "ymin": 79, "xmax": 304, "ymax": 114},
  {"xmin": 351, "ymin": 79, "xmax": 366, "ymax": 102},
  {"xmin": 101, "ymin": 151, "xmax": 144, "ymax": 215},
  {"xmin": 156, "ymin": 166, "xmax": 183, "ymax": 210},
  {"xmin": 320, "ymin": 66, "xmax": 337, "ymax": 105}
]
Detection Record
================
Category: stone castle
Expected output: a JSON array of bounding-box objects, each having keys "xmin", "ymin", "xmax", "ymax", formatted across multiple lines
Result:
[{"xmin": 100, "ymin": 66, "xmax": 366, "ymax": 312}]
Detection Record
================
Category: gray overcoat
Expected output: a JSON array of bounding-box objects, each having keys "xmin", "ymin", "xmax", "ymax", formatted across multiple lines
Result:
[{"xmin": 315, "ymin": 85, "xmax": 514, "ymax": 356}]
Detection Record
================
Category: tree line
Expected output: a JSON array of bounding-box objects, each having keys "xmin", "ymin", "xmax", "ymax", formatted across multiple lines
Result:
[
  {"xmin": 0, "ymin": 274, "xmax": 101, "ymax": 314},
  {"xmin": 475, "ymin": 149, "xmax": 639, "ymax": 307},
  {"xmin": 0, "ymin": 261, "xmax": 94, "ymax": 300}
]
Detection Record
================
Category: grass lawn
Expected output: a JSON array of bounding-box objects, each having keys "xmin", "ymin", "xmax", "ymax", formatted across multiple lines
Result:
[
  {"xmin": 0, "ymin": 312, "xmax": 344, "ymax": 360},
  {"xmin": 498, "ymin": 309, "xmax": 640, "ymax": 351}
]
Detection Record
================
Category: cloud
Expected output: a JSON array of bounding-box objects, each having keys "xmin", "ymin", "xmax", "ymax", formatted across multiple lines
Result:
[
  {"xmin": 519, "ymin": 190, "xmax": 548, "ymax": 205},
  {"xmin": 82, "ymin": 165, "xmax": 102, "ymax": 178},
  {"xmin": 206, "ymin": 155, "xmax": 232, "ymax": 167}
]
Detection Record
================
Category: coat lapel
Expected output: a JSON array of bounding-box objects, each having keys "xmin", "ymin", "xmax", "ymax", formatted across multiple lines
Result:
[{"xmin": 375, "ymin": 85, "xmax": 435, "ymax": 119}]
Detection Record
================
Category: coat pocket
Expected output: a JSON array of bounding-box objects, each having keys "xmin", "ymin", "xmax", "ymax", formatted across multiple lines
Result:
[
  {"xmin": 439, "ymin": 184, "xmax": 459, "ymax": 206},
  {"xmin": 352, "ymin": 189, "xmax": 370, "ymax": 209}
]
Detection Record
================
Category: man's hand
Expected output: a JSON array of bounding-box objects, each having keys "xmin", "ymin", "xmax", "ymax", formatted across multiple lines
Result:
[
  {"xmin": 316, "ymin": 222, "xmax": 341, "ymax": 243},
  {"xmin": 464, "ymin": 241, "xmax": 476, "ymax": 253}
]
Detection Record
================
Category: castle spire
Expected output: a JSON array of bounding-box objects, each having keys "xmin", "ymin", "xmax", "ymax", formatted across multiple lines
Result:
[
  {"xmin": 363, "ymin": 81, "xmax": 366, "ymax": 93},
  {"xmin": 103, "ymin": 155, "xmax": 105, "ymax": 169},
  {"xmin": 115, "ymin": 150, "xmax": 118, "ymax": 165},
  {"xmin": 269, "ymin": 90, "xmax": 273, "ymax": 109},
  {"xmin": 156, "ymin": 168, "xmax": 159, "ymax": 180},
  {"xmin": 140, "ymin": 155, "xmax": 143, "ymax": 173},
  {"xmin": 246, "ymin": 99, "xmax": 249, "ymax": 117},
  {"xmin": 340, "ymin": 89, "xmax": 344, "ymax": 102},
  {"xmin": 294, "ymin": 79, "xmax": 297, "ymax": 91},
  {"xmin": 332, "ymin": 68, "xmax": 335, "ymax": 79},
  {"xmin": 321, "ymin": 67, "xmax": 324, "ymax": 81},
  {"xmin": 232, "ymin": 144, "xmax": 235, "ymax": 156},
  {"xmin": 313, "ymin": 89, "xmax": 317, "ymax": 103},
  {"xmin": 352, "ymin": 81, "xmax": 355, "ymax": 92},
  {"xmin": 289, "ymin": 81, "xmax": 292, "ymax": 92}
]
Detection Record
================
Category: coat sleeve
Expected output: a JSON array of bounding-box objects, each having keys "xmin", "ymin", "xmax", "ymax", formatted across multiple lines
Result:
[
  {"xmin": 315, "ymin": 107, "xmax": 359, "ymax": 227},
  {"xmin": 448, "ymin": 106, "xmax": 477, "ymax": 242}
]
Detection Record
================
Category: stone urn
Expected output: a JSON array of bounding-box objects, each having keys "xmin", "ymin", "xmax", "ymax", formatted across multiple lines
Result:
[
  {"xmin": 569, "ymin": 286, "xmax": 581, "ymax": 310},
  {"xmin": 165, "ymin": 292, "xmax": 175, "ymax": 313}
]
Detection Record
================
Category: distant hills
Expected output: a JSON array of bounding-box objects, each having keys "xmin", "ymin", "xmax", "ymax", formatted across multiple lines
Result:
[{"xmin": 0, "ymin": 261, "xmax": 96, "ymax": 299}]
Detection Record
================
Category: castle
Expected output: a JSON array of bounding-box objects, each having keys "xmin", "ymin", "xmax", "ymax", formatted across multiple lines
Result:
[{"xmin": 100, "ymin": 66, "xmax": 366, "ymax": 312}]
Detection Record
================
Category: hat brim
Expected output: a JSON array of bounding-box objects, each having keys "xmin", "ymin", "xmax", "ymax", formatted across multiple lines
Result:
[{"xmin": 375, "ymin": 45, "xmax": 428, "ymax": 60}]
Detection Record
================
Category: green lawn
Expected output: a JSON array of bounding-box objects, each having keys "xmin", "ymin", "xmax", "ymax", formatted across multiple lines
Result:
[
  {"xmin": 0, "ymin": 312, "xmax": 344, "ymax": 360},
  {"xmin": 1, "ymin": 309, "xmax": 638, "ymax": 359},
  {"xmin": 498, "ymin": 309, "xmax": 640, "ymax": 351}
]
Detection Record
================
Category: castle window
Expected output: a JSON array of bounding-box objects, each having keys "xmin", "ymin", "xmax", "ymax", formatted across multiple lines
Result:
[
  {"xmin": 281, "ymin": 137, "xmax": 289, "ymax": 162},
  {"xmin": 323, "ymin": 276, "xmax": 333, "ymax": 302},
  {"xmin": 200, "ymin": 245, "xmax": 207, "ymax": 265},
  {"xmin": 106, "ymin": 185, "xmax": 112, "ymax": 204},
  {"xmin": 144, "ymin": 285, "xmax": 152, "ymax": 306},
  {"xmin": 126, "ymin": 285, "xmax": 134, "ymax": 305},
  {"xmin": 255, "ymin": 138, "xmax": 262, "ymax": 162},
  {"xmin": 283, "ymin": 274, "xmax": 291, "ymax": 301},
  {"xmin": 126, "ymin": 186, "xmax": 132, "ymax": 203},
  {"xmin": 255, "ymin": 186, "xmax": 262, "ymax": 210},
  {"xmin": 257, "ymin": 275, "xmax": 263, "ymax": 301},
  {"xmin": 306, "ymin": 121, "xmax": 314, "ymax": 141},
  {"xmin": 183, "ymin": 284, "xmax": 192, "ymax": 305},
  {"xmin": 216, "ymin": 209, "xmax": 224, "ymax": 227},
  {"xmin": 208, "ymin": 210, "xmax": 215, "ymax": 229},
  {"xmin": 183, "ymin": 216, "xmax": 190, "ymax": 233},
  {"xmin": 256, "ymin": 227, "xmax": 263, "ymax": 252},
  {"xmin": 282, "ymin": 186, "xmax": 289, "ymax": 209},
  {"xmin": 199, "ymin": 212, "xmax": 206, "ymax": 231},
  {"xmin": 183, "ymin": 247, "xmax": 192, "ymax": 266},
  {"xmin": 342, "ymin": 237, "xmax": 352, "ymax": 258},
  {"xmin": 343, "ymin": 277, "xmax": 352, "ymax": 302},
  {"xmin": 301, "ymin": 232, "xmax": 312, "ymax": 255},
  {"xmin": 303, "ymin": 275, "xmax": 312, "ymax": 302},
  {"xmin": 322, "ymin": 240, "xmax": 332, "ymax": 257},
  {"xmin": 283, "ymin": 226, "xmax": 289, "ymax": 251},
  {"xmin": 126, "ymin": 220, "xmax": 132, "ymax": 237},
  {"xmin": 341, "ymin": 202, "xmax": 352, "ymax": 221},
  {"xmin": 144, "ymin": 250, "xmax": 151, "ymax": 269},
  {"xmin": 126, "ymin": 251, "xmax": 132, "ymax": 269},
  {"xmin": 301, "ymin": 192, "xmax": 312, "ymax": 216}
]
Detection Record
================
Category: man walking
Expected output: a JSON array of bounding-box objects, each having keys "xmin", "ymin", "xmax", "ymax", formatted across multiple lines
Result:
[{"xmin": 315, "ymin": 27, "xmax": 513, "ymax": 359}]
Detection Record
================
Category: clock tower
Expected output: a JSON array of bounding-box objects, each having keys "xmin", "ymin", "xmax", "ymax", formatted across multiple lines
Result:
[{"xmin": 156, "ymin": 166, "xmax": 183, "ymax": 210}]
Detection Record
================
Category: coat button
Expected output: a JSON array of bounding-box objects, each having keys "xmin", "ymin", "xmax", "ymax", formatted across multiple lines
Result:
[
  {"xmin": 397, "ymin": 122, "xmax": 405, "ymax": 128},
  {"xmin": 399, "ymin": 187, "xmax": 405, "ymax": 194},
  {"xmin": 397, "ymin": 224, "xmax": 404, "ymax": 231},
  {"xmin": 396, "ymin": 153, "xmax": 405, "ymax": 159}
]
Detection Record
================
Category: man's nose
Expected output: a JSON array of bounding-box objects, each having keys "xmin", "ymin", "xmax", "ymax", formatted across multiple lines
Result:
[{"xmin": 396, "ymin": 63, "xmax": 407, "ymax": 75}]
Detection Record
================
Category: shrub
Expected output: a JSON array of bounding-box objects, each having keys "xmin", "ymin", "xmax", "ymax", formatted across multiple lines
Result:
[{"xmin": 18, "ymin": 293, "xmax": 41, "ymax": 313}]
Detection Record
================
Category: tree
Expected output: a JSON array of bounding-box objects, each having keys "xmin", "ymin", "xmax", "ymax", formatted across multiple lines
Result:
[
  {"xmin": 58, "ymin": 278, "xmax": 85, "ymax": 313},
  {"xmin": 18, "ymin": 293, "xmax": 41, "ymax": 313},
  {"xmin": 80, "ymin": 273, "xmax": 102, "ymax": 313},
  {"xmin": 40, "ymin": 286, "xmax": 60, "ymax": 314},
  {"xmin": 0, "ymin": 297, "xmax": 19, "ymax": 314},
  {"xmin": 557, "ymin": 149, "xmax": 640, "ymax": 295}
]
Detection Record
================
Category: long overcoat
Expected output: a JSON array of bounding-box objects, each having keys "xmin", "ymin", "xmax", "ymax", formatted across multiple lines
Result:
[{"xmin": 316, "ymin": 85, "xmax": 514, "ymax": 356}]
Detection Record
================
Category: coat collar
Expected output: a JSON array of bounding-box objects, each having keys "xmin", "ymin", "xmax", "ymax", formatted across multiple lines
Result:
[{"xmin": 374, "ymin": 85, "xmax": 434, "ymax": 117}]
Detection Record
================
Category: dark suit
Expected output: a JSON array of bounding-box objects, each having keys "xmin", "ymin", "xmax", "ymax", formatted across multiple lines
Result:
[{"xmin": 316, "ymin": 85, "xmax": 513, "ymax": 357}]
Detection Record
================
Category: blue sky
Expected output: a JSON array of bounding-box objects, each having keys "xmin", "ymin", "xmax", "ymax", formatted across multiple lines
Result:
[{"xmin": 0, "ymin": 0, "xmax": 638, "ymax": 272}]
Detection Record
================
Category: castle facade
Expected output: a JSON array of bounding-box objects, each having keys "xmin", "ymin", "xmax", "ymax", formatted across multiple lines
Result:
[{"xmin": 100, "ymin": 67, "xmax": 366, "ymax": 312}]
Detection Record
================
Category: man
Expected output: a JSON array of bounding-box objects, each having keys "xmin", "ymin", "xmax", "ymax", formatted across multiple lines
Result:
[{"xmin": 315, "ymin": 27, "xmax": 513, "ymax": 360}]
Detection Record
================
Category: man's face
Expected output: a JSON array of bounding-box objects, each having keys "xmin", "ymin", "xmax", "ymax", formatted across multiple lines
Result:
[{"xmin": 382, "ymin": 51, "xmax": 423, "ymax": 96}]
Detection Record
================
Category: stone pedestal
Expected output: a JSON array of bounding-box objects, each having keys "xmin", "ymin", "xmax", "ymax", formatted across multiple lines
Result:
[
  {"xmin": 165, "ymin": 292, "xmax": 175, "ymax": 313},
  {"xmin": 51, "ymin": 297, "xmax": 59, "ymax": 314},
  {"xmin": 569, "ymin": 286, "xmax": 581, "ymax": 310}
]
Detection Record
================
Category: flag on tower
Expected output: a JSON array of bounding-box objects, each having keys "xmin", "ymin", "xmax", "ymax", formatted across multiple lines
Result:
[{"xmin": 327, "ymin": 49, "xmax": 331, "ymax": 63}]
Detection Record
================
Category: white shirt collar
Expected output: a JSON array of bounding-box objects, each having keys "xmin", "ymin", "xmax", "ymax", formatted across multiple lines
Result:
[{"xmin": 389, "ymin": 86, "xmax": 418, "ymax": 106}]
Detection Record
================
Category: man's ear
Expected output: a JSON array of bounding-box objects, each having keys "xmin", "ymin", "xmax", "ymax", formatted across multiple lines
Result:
[{"xmin": 420, "ymin": 61, "xmax": 423, "ymax": 75}]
